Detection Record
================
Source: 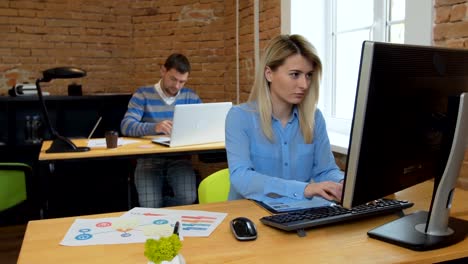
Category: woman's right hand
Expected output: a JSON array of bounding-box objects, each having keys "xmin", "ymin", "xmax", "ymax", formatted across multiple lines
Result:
[{"xmin": 304, "ymin": 181, "xmax": 343, "ymax": 202}]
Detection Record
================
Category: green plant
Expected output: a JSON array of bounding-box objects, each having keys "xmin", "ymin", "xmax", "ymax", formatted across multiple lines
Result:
[{"xmin": 144, "ymin": 234, "xmax": 182, "ymax": 264}]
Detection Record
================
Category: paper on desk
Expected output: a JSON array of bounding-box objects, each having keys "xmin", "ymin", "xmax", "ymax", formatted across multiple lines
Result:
[
  {"xmin": 60, "ymin": 215, "xmax": 181, "ymax": 246},
  {"xmin": 122, "ymin": 207, "xmax": 227, "ymax": 237},
  {"xmin": 87, "ymin": 138, "xmax": 140, "ymax": 148},
  {"xmin": 259, "ymin": 196, "xmax": 335, "ymax": 213}
]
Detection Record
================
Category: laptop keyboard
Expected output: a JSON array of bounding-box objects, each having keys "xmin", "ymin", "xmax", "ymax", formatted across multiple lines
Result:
[
  {"xmin": 152, "ymin": 136, "xmax": 171, "ymax": 146},
  {"xmin": 260, "ymin": 198, "xmax": 413, "ymax": 233}
]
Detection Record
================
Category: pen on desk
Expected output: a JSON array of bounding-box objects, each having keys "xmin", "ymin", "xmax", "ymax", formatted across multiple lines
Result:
[
  {"xmin": 173, "ymin": 221, "xmax": 180, "ymax": 236},
  {"xmin": 88, "ymin": 116, "xmax": 102, "ymax": 139}
]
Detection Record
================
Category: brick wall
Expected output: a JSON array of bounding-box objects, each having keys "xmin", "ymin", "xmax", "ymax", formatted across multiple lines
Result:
[
  {"xmin": 0, "ymin": 0, "xmax": 279, "ymax": 101},
  {"xmin": 434, "ymin": 0, "xmax": 468, "ymax": 189},
  {"xmin": 131, "ymin": 0, "xmax": 228, "ymax": 101},
  {"xmin": 434, "ymin": 0, "xmax": 468, "ymax": 48},
  {"xmin": 0, "ymin": 0, "xmax": 134, "ymax": 94}
]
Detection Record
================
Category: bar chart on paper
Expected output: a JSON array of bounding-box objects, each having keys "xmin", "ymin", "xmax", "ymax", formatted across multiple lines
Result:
[{"xmin": 122, "ymin": 207, "xmax": 227, "ymax": 237}]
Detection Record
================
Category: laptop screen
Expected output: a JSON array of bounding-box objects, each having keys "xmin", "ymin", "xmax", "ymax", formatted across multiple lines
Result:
[{"xmin": 152, "ymin": 102, "xmax": 232, "ymax": 147}]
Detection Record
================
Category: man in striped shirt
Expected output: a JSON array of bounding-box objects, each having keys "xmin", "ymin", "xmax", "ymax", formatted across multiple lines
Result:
[{"xmin": 121, "ymin": 53, "xmax": 202, "ymax": 208}]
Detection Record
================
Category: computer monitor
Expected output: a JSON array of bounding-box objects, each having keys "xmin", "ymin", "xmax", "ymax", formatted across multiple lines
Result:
[{"xmin": 342, "ymin": 41, "xmax": 468, "ymax": 251}]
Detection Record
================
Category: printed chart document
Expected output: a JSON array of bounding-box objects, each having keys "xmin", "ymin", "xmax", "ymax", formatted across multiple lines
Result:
[
  {"xmin": 122, "ymin": 207, "xmax": 227, "ymax": 237},
  {"xmin": 60, "ymin": 215, "xmax": 180, "ymax": 246},
  {"xmin": 60, "ymin": 208, "xmax": 227, "ymax": 246}
]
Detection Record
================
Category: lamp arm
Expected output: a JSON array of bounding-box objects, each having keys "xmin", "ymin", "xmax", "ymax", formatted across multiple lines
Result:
[
  {"xmin": 35, "ymin": 78, "xmax": 90, "ymax": 153},
  {"xmin": 35, "ymin": 78, "xmax": 57, "ymax": 139}
]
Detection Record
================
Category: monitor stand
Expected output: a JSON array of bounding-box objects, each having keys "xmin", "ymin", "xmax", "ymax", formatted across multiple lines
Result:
[
  {"xmin": 368, "ymin": 93, "xmax": 468, "ymax": 251},
  {"xmin": 368, "ymin": 210, "xmax": 468, "ymax": 251}
]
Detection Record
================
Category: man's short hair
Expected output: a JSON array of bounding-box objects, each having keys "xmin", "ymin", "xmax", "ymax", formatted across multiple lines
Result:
[{"xmin": 164, "ymin": 53, "xmax": 191, "ymax": 74}]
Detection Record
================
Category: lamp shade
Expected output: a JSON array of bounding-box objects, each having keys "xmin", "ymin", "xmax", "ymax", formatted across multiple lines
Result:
[{"xmin": 42, "ymin": 67, "xmax": 86, "ymax": 82}]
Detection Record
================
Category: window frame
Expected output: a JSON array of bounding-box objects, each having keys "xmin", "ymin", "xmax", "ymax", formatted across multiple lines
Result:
[{"xmin": 283, "ymin": 0, "xmax": 433, "ymax": 153}]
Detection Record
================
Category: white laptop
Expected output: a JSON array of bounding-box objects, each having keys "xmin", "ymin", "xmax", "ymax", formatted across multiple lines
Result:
[{"xmin": 152, "ymin": 102, "xmax": 232, "ymax": 147}]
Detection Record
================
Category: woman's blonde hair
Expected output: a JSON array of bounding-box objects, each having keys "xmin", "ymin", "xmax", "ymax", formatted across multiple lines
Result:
[{"xmin": 248, "ymin": 34, "xmax": 322, "ymax": 143}]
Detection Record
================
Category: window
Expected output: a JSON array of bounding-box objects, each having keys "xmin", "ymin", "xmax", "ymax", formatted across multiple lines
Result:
[{"xmin": 284, "ymin": 0, "xmax": 432, "ymax": 153}]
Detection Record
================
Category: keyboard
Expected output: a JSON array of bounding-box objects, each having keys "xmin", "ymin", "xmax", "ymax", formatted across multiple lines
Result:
[{"xmin": 260, "ymin": 198, "xmax": 413, "ymax": 232}]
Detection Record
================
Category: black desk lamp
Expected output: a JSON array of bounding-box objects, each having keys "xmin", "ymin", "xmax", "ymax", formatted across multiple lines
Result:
[{"xmin": 36, "ymin": 67, "xmax": 90, "ymax": 153}]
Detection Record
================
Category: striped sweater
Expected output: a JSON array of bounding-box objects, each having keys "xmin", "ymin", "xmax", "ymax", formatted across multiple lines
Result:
[{"xmin": 120, "ymin": 86, "xmax": 202, "ymax": 137}]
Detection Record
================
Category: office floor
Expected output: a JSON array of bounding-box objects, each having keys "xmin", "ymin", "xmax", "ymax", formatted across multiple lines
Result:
[{"xmin": 0, "ymin": 224, "xmax": 26, "ymax": 264}]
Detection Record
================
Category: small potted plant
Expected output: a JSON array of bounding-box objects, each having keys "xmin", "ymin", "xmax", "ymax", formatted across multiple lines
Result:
[{"xmin": 144, "ymin": 234, "xmax": 184, "ymax": 264}]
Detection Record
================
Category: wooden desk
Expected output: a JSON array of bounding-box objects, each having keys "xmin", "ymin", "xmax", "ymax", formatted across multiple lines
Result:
[
  {"xmin": 39, "ymin": 137, "xmax": 225, "ymax": 161},
  {"xmin": 18, "ymin": 181, "xmax": 468, "ymax": 264},
  {"xmin": 37, "ymin": 137, "xmax": 226, "ymax": 217}
]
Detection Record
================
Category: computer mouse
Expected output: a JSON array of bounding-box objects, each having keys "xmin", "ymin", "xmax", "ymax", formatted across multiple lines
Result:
[{"xmin": 230, "ymin": 217, "xmax": 257, "ymax": 241}]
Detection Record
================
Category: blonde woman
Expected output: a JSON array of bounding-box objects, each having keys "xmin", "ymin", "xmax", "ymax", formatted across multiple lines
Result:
[{"xmin": 226, "ymin": 34, "xmax": 344, "ymax": 204}]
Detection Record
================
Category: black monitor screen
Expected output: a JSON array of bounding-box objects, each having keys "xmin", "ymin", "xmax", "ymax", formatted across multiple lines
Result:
[
  {"xmin": 343, "ymin": 41, "xmax": 468, "ymax": 208},
  {"xmin": 341, "ymin": 41, "xmax": 468, "ymax": 250}
]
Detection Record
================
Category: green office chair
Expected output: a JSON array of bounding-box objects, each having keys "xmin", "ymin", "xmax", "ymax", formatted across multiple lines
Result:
[
  {"xmin": 0, "ymin": 163, "xmax": 32, "ymax": 225},
  {"xmin": 198, "ymin": 168, "xmax": 230, "ymax": 204}
]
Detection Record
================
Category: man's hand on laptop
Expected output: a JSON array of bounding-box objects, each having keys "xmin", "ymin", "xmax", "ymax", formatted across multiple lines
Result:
[{"xmin": 155, "ymin": 120, "xmax": 173, "ymax": 135}]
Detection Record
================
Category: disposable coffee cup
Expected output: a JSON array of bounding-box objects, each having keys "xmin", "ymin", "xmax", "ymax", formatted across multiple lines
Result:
[{"xmin": 105, "ymin": 131, "xmax": 118, "ymax": 148}]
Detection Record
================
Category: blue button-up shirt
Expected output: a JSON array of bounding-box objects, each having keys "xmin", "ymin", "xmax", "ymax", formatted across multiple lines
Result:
[{"xmin": 225, "ymin": 103, "xmax": 344, "ymax": 204}]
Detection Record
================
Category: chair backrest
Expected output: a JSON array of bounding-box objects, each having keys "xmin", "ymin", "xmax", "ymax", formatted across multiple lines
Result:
[
  {"xmin": 0, "ymin": 163, "xmax": 30, "ymax": 212},
  {"xmin": 198, "ymin": 168, "xmax": 230, "ymax": 204}
]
